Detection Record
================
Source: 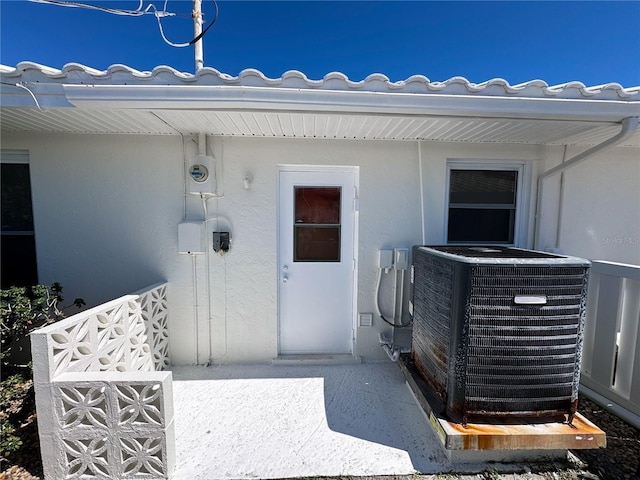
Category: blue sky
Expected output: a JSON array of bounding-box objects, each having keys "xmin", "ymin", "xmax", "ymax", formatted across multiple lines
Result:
[{"xmin": 1, "ymin": 1, "xmax": 639, "ymax": 86}]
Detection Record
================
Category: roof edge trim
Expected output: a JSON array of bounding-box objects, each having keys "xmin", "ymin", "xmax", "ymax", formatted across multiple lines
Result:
[
  {"xmin": 2, "ymin": 62, "xmax": 639, "ymax": 100},
  {"xmin": 61, "ymin": 84, "xmax": 640, "ymax": 122}
]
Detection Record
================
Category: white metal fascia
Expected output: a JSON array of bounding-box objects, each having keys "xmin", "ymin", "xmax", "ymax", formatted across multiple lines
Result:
[{"xmin": 61, "ymin": 84, "xmax": 640, "ymax": 123}]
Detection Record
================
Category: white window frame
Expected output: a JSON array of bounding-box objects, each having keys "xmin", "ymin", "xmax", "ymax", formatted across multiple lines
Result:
[{"xmin": 444, "ymin": 160, "xmax": 532, "ymax": 247}]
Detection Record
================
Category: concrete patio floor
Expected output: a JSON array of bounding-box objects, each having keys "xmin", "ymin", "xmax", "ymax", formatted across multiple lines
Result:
[{"xmin": 170, "ymin": 361, "xmax": 505, "ymax": 479}]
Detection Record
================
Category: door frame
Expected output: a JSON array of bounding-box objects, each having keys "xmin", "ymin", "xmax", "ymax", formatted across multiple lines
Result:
[{"xmin": 276, "ymin": 164, "xmax": 360, "ymax": 355}]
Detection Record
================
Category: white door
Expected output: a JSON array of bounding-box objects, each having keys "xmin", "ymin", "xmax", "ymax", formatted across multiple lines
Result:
[{"xmin": 278, "ymin": 167, "xmax": 358, "ymax": 354}]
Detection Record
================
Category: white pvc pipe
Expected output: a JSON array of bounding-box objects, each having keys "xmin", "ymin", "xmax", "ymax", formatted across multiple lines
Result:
[
  {"xmin": 202, "ymin": 195, "xmax": 213, "ymax": 365},
  {"xmin": 391, "ymin": 269, "xmax": 398, "ymax": 323},
  {"xmin": 181, "ymin": 134, "xmax": 189, "ymax": 219},
  {"xmin": 555, "ymin": 145, "xmax": 568, "ymax": 250},
  {"xmin": 191, "ymin": 253, "xmax": 200, "ymax": 365},
  {"xmin": 198, "ymin": 132, "xmax": 206, "ymax": 156},
  {"xmin": 382, "ymin": 343, "xmax": 401, "ymax": 362},
  {"xmin": 397, "ymin": 269, "xmax": 405, "ymax": 324},
  {"xmin": 418, "ymin": 140, "xmax": 426, "ymax": 245},
  {"xmin": 374, "ymin": 267, "xmax": 384, "ymax": 320}
]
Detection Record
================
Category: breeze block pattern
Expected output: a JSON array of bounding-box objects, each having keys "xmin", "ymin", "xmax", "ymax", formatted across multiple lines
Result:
[
  {"xmin": 31, "ymin": 283, "xmax": 174, "ymax": 480},
  {"xmin": 135, "ymin": 284, "xmax": 170, "ymax": 371}
]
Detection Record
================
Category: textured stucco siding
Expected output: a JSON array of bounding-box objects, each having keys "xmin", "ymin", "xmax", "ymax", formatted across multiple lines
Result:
[
  {"xmin": 540, "ymin": 145, "xmax": 640, "ymax": 265},
  {"xmin": 3, "ymin": 133, "xmax": 638, "ymax": 364}
]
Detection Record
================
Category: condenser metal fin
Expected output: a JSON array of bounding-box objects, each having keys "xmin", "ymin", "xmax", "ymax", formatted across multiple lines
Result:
[{"xmin": 409, "ymin": 245, "xmax": 590, "ymax": 422}]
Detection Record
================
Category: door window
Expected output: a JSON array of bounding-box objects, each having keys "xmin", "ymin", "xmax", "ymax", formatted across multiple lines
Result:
[{"xmin": 294, "ymin": 186, "xmax": 341, "ymax": 262}]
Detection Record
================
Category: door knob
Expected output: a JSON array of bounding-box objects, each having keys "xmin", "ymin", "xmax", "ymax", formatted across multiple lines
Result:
[{"xmin": 282, "ymin": 276, "xmax": 288, "ymax": 283}]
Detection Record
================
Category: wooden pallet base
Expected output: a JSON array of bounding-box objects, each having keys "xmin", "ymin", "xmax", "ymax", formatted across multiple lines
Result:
[{"xmin": 398, "ymin": 356, "xmax": 606, "ymax": 459}]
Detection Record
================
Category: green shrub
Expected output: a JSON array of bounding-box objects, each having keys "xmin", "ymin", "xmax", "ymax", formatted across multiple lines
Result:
[
  {"xmin": 0, "ymin": 283, "xmax": 83, "ymax": 473},
  {"xmin": 0, "ymin": 373, "xmax": 31, "ymax": 460},
  {"xmin": 0, "ymin": 283, "xmax": 84, "ymax": 370}
]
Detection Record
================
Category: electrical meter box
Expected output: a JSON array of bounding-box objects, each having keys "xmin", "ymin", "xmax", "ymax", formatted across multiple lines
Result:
[
  {"xmin": 178, "ymin": 222, "xmax": 205, "ymax": 254},
  {"xmin": 188, "ymin": 154, "xmax": 216, "ymax": 196}
]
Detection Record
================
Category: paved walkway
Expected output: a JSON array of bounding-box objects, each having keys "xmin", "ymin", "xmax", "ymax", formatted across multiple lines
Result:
[{"xmin": 171, "ymin": 362, "xmax": 459, "ymax": 479}]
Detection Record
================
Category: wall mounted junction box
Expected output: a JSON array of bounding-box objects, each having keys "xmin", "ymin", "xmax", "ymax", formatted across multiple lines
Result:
[{"xmin": 178, "ymin": 222, "xmax": 205, "ymax": 254}]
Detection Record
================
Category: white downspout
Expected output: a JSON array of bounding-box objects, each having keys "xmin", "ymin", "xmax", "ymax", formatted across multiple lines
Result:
[
  {"xmin": 418, "ymin": 140, "xmax": 426, "ymax": 245},
  {"xmin": 554, "ymin": 145, "xmax": 568, "ymax": 250},
  {"xmin": 534, "ymin": 116, "xmax": 639, "ymax": 250}
]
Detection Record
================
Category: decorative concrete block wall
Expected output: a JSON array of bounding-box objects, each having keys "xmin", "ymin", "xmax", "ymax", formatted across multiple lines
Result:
[
  {"xmin": 31, "ymin": 283, "xmax": 174, "ymax": 480},
  {"xmin": 135, "ymin": 284, "xmax": 170, "ymax": 372}
]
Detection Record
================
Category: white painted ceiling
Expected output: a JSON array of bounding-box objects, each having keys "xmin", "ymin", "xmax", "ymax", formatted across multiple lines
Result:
[{"xmin": 2, "ymin": 107, "xmax": 639, "ymax": 147}]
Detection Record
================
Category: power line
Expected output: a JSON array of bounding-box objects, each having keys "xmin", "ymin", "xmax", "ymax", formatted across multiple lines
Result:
[
  {"xmin": 29, "ymin": 0, "xmax": 218, "ymax": 49},
  {"xmin": 29, "ymin": 0, "xmax": 168, "ymax": 17},
  {"xmin": 189, "ymin": 0, "xmax": 218, "ymax": 46}
]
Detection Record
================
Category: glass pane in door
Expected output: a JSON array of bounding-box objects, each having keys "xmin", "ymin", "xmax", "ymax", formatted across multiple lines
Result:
[
  {"xmin": 294, "ymin": 187, "xmax": 341, "ymax": 262},
  {"xmin": 295, "ymin": 187, "xmax": 341, "ymax": 224}
]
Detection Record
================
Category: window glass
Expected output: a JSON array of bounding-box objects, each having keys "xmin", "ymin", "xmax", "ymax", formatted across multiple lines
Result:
[
  {"xmin": 294, "ymin": 187, "xmax": 341, "ymax": 262},
  {"xmin": 1, "ymin": 236, "xmax": 38, "ymax": 288},
  {"xmin": 295, "ymin": 187, "xmax": 340, "ymax": 224},
  {"xmin": 294, "ymin": 226, "xmax": 341, "ymax": 262},
  {"xmin": 449, "ymin": 170, "xmax": 517, "ymax": 205},
  {"xmin": 447, "ymin": 169, "xmax": 518, "ymax": 244},
  {"xmin": 448, "ymin": 208, "xmax": 514, "ymax": 243},
  {"xmin": 1, "ymin": 164, "xmax": 34, "ymax": 232},
  {"xmin": 1, "ymin": 162, "xmax": 38, "ymax": 287}
]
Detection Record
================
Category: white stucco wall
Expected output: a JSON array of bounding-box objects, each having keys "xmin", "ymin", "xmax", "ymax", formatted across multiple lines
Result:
[
  {"xmin": 3, "ymin": 132, "xmax": 637, "ymax": 364},
  {"xmin": 3, "ymin": 133, "xmax": 425, "ymax": 363},
  {"xmin": 539, "ymin": 145, "xmax": 640, "ymax": 265},
  {"xmin": 207, "ymin": 137, "xmax": 424, "ymax": 363},
  {"xmin": 2, "ymin": 133, "xmax": 184, "ymax": 305}
]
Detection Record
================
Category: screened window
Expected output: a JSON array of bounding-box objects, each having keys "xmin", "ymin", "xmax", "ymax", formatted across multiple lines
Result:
[
  {"xmin": 1, "ymin": 159, "xmax": 38, "ymax": 288},
  {"xmin": 447, "ymin": 169, "xmax": 518, "ymax": 244}
]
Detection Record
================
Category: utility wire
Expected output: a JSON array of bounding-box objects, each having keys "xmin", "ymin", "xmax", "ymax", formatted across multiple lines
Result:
[
  {"xmin": 379, "ymin": 313, "xmax": 412, "ymax": 329},
  {"xmin": 1, "ymin": 82, "xmax": 45, "ymax": 111},
  {"xmin": 29, "ymin": 0, "xmax": 218, "ymax": 48},
  {"xmin": 29, "ymin": 0, "xmax": 166, "ymax": 16},
  {"xmin": 189, "ymin": 0, "xmax": 218, "ymax": 46}
]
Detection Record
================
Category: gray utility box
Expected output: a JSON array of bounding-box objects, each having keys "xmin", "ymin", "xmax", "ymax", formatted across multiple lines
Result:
[{"xmin": 409, "ymin": 245, "xmax": 590, "ymax": 423}]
